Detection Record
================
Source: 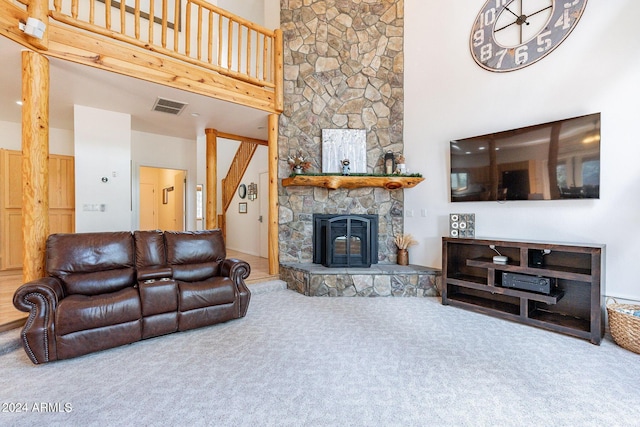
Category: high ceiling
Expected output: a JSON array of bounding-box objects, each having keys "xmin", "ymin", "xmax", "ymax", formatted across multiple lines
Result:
[{"xmin": 0, "ymin": 36, "xmax": 270, "ymax": 141}]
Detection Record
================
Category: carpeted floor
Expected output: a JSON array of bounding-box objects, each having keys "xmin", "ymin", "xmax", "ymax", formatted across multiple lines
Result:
[{"xmin": 1, "ymin": 281, "xmax": 639, "ymax": 426}]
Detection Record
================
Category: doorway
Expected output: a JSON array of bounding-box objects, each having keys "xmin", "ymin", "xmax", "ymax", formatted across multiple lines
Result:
[{"xmin": 139, "ymin": 166, "xmax": 186, "ymax": 231}]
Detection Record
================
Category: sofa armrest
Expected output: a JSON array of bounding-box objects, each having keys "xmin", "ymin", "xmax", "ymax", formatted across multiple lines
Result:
[
  {"xmin": 221, "ymin": 258, "xmax": 252, "ymax": 317},
  {"xmin": 137, "ymin": 266, "xmax": 173, "ymax": 282},
  {"xmin": 13, "ymin": 277, "xmax": 65, "ymax": 364},
  {"xmin": 220, "ymin": 258, "xmax": 251, "ymax": 282}
]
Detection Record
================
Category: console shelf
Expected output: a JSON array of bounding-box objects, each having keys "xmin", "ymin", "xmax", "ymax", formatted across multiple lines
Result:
[{"xmin": 442, "ymin": 237, "xmax": 604, "ymax": 344}]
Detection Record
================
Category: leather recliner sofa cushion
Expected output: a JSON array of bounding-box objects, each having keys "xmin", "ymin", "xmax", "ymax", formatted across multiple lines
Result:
[
  {"xmin": 164, "ymin": 230, "xmax": 239, "ymax": 331},
  {"xmin": 179, "ymin": 277, "xmax": 236, "ymax": 311},
  {"xmin": 56, "ymin": 287, "xmax": 142, "ymax": 336},
  {"xmin": 47, "ymin": 231, "xmax": 136, "ymax": 296},
  {"xmin": 55, "ymin": 287, "xmax": 142, "ymax": 360}
]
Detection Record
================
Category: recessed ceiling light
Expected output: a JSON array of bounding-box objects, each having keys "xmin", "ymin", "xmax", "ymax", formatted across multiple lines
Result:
[
  {"xmin": 190, "ymin": 112, "xmax": 200, "ymax": 117},
  {"xmin": 16, "ymin": 100, "xmax": 22, "ymax": 106}
]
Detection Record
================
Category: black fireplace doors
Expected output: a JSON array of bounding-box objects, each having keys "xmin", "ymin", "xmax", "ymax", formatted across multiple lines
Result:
[{"xmin": 313, "ymin": 214, "xmax": 378, "ymax": 268}]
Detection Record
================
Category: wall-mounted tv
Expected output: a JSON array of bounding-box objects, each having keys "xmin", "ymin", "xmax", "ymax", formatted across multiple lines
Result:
[{"xmin": 450, "ymin": 113, "xmax": 601, "ymax": 202}]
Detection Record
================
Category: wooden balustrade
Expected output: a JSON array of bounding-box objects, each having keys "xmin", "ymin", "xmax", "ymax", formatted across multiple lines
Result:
[
  {"xmin": 221, "ymin": 140, "xmax": 258, "ymax": 213},
  {"xmin": 48, "ymin": 0, "xmax": 276, "ymax": 89}
]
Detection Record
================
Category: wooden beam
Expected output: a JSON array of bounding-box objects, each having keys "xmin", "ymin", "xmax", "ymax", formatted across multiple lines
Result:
[
  {"xmin": 21, "ymin": 51, "xmax": 49, "ymax": 283},
  {"xmin": 0, "ymin": 0, "xmax": 39, "ymax": 50},
  {"xmin": 268, "ymin": 114, "xmax": 279, "ymax": 275},
  {"xmin": 45, "ymin": 24, "xmax": 278, "ymax": 113},
  {"xmin": 205, "ymin": 128, "xmax": 218, "ymax": 230},
  {"xmin": 216, "ymin": 131, "xmax": 268, "ymax": 147}
]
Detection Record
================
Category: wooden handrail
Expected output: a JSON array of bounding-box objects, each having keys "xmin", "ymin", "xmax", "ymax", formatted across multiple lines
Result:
[
  {"xmin": 221, "ymin": 141, "xmax": 258, "ymax": 213},
  {"xmin": 48, "ymin": 0, "xmax": 277, "ymax": 90}
]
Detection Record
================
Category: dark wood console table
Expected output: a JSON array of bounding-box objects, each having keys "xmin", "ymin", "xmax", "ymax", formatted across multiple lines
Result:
[{"xmin": 442, "ymin": 237, "xmax": 604, "ymax": 344}]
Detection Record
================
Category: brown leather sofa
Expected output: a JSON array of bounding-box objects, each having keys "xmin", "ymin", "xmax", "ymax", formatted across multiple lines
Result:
[{"xmin": 13, "ymin": 229, "xmax": 251, "ymax": 364}]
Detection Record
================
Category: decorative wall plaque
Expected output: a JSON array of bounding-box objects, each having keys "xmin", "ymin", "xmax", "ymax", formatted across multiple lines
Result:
[
  {"xmin": 449, "ymin": 213, "xmax": 475, "ymax": 238},
  {"xmin": 321, "ymin": 129, "xmax": 367, "ymax": 173}
]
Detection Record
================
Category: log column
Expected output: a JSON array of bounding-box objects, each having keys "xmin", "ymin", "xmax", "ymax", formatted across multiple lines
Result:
[
  {"xmin": 21, "ymin": 51, "xmax": 49, "ymax": 282},
  {"xmin": 26, "ymin": 0, "xmax": 49, "ymax": 50},
  {"xmin": 205, "ymin": 128, "xmax": 218, "ymax": 230},
  {"xmin": 268, "ymin": 114, "xmax": 279, "ymax": 275}
]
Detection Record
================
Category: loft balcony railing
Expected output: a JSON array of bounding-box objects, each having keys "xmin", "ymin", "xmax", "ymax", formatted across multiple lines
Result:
[
  {"xmin": 6, "ymin": 0, "xmax": 281, "ymax": 106},
  {"xmin": 46, "ymin": 0, "xmax": 277, "ymax": 89}
]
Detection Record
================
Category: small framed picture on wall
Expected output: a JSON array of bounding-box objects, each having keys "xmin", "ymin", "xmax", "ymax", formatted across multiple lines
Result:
[{"xmin": 239, "ymin": 202, "xmax": 247, "ymax": 214}]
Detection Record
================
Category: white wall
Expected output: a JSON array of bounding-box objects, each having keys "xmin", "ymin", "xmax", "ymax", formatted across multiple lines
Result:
[
  {"xmin": 131, "ymin": 130, "xmax": 197, "ymax": 231},
  {"xmin": 404, "ymin": 1, "xmax": 640, "ymax": 300},
  {"xmin": 224, "ymin": 145, "xmax": 268, "ymax": 256},
  {"xmin": 219, "ymin": 0, "xmax": 265, "ymax": 26},
  {"xmin": 74, "ymin": 105, "xmax": 132, "ymax": 232},
  {"xmin": 0, "ymin": 120, "xmax": 73, "ymax": 155}
]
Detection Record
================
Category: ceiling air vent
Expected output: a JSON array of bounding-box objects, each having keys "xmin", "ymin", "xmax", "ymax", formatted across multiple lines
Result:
[{"xmin": 152, "ymin": 97, "xmax": 188, "ymax": 115}]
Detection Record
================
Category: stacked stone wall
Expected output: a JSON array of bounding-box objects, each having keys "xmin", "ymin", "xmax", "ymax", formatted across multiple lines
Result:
[{"xmin": 279, "ymin": 0, "xmax": 404, "ymax": 264}]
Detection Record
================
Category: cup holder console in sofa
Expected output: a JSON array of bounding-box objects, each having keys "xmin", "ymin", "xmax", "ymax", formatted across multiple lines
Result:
[{"xmin": 13, "ymin": 229, "xmax": 251, "ymax": 364}]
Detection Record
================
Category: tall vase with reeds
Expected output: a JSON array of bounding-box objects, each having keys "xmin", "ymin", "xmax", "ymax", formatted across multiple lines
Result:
[{"xmin": 394, "ymin": 234, "xmax": 418, "ymax": 266}]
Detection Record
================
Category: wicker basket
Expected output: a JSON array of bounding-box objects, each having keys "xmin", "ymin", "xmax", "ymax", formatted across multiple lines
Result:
[{"xmin": 607, "ymin": 299, "xmax": 640, "ymax": 354}]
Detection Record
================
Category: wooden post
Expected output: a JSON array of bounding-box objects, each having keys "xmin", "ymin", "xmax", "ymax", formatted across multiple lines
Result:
[
  {"xmin": 26, "ymin": 0, "xmax": 49, "ymax": 50},
  {"xmin": 21, "ymin": 51, "xmax": 49, "ymax": 283},
  {"xmin": 205, "ymin": 128, "xmax": 218, "ymax": 230},
  {"xmin": 268, "ymin": 114, "xmax": 279, "ymax": 275},
  {"xmin": 273, "ymin": 29, "xmax": 284, "ymax": 113}
]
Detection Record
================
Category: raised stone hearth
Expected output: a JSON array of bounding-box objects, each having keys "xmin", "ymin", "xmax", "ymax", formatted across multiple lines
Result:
[{"xmin": 280, "ymin": 263, "xmax": 441, "ymax": 297}]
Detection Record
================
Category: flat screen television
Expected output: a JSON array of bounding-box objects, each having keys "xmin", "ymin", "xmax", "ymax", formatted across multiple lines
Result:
[{"xmin": 450, "ymin": 113, "xmax": 601, "ymax": 202}]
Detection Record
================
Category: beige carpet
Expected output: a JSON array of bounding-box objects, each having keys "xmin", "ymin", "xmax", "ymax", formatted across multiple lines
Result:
[{"xmin": 2, "ymin": 282, "xmax": 639, "ymax": 426}]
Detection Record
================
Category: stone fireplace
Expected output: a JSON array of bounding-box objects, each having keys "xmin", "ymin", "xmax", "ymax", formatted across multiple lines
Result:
[
  {"xmin": 277, "ymin": 1, "xmax": 441, "ymax": 297},
  {"xmin": 279, "ymin": 0, "xmax": 406, "ymax": 265}
]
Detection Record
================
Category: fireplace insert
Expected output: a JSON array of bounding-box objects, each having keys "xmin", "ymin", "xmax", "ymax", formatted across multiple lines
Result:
[{"xmin": 313, "ymin": 214, "xmax": 378, "ymax": 268}]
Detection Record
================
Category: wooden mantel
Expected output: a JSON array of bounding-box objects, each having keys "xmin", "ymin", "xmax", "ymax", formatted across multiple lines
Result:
[{"xmin": 282, "ymin": 175, "xmax": 424, "ymax": 190}]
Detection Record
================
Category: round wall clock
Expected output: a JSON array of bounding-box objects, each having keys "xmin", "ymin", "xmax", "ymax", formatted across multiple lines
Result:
[
  {"xmin": 470, "ymin": 0, "xmax": 587, "ymax": 72},
  {"xmin": 238, "ymin": 184, "xmax": 247, "ymax": 199}
]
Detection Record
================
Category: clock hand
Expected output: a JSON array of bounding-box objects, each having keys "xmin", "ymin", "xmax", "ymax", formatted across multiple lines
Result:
[
  {"xmin": 518, "ymin": 0, "xmax": 526, "ymax": 44},
  {"xmin": 527, "ymin": 5, "xmax": 553, "ymax": 19},
  {"xmin": 494, "ymin": 20, "xmax": 518, "ymax": 33},
  {"xmin": 504, "ymin": 6, "xmax": 520, "ymax": 19},
  {"xmin": 495, "ymin": 2, "xmax": 550, "ymax": 34}
]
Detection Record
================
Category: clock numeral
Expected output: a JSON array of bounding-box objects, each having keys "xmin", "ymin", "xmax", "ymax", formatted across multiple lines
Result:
[
  {"xmin": 536, "ymin": 30, "xmax": 552, "ymax": 52},
  {"xmin": 555, "ymin": 9, "xmax": 572, "ymax": 30},
  {"xmin": 495, "ymin": 48, "xmax": 508, "ymax": 68},
  {"xmin": 479, "ymin": 8, "xmax": 497, "ymax": 28},
  {"xmin": 472, "ymin": 30, "xmax": 484, "ymax": 47},
  {"xmin": 564, "ymin": 0, "xmax": 580, "ymax": 8},
  {"xmin": 480, "ymin": 43, "xmax": 493, "ymax": 62},
  {"xmin": 515, "ymin": 45, "xmax": 529, "ymax": 65}
]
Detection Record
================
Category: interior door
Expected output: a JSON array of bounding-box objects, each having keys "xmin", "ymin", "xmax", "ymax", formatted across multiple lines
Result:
[{"xmin": 139, "ymin": 182, "xmax": 157, "ymax": 230}]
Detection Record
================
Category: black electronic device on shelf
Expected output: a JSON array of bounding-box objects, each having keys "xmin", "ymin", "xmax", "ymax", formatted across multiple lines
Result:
[{"xmin": 502, "ymin": 272, "xmax": 554, "ymax": 295}]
